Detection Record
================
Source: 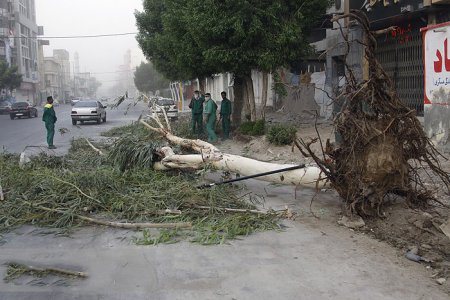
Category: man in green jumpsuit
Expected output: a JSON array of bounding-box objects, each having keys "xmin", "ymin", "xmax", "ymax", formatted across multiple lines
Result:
[
  {"xmin": 42, "ymin": 96, "xmax": 57, "ymax": 149},
  {"xmin": 188, "ymin": 90, "xmax": 204, "ymax": 134},
  {"xmin": 203, "ymin": 93, "xmax": 218, "ymax": 143},
  {"xmin": 220, "ymin": 91, "xmax": 232, "ymax": 139}
]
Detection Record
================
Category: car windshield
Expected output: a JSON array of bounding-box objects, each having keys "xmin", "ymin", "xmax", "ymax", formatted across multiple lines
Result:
[
  {"xmin": 12, "ymin": 102, "xmax": 30, "ymax": 108},
  {"xmin": 157, "ymin": 99, "xmax": 174, "ymax": 106},
  {"xmin": 74, "ymin": 101, "xmax": 98, "ymax": 108}
]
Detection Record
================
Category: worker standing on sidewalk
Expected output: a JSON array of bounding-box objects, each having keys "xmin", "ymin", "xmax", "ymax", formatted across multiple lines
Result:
[
  {"xmin": 204, "ymin": 93, "xmax": 218, "ymax": 143},
  {"xmin": 220, "ymin": 91, "xmax": 232, "ymax": 140},
  {"xmin": 42, "ymin": 96, "xmax": 57, "ymax": 149},
  {"xmin": 189, "ymin": 90, "xmax": 205, "ymax": 135}
]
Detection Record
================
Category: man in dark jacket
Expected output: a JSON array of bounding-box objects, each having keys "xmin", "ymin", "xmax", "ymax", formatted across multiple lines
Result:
[
  {"xmin": 219, "ymin": 91, "xmax": 232, "ymax": 139},
  {"xmin": 189, "ymin": 90, "xmax": 205, "ymax": 134},
  {"xmin": 42, "ymin": 96, "xmax": 57, "ymax": 149}
]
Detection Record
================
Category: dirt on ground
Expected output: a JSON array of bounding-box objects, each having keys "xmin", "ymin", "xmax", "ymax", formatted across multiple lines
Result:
[{"xmin": 217, "ymin": 110, "xmax": 450, "ymax": 293}]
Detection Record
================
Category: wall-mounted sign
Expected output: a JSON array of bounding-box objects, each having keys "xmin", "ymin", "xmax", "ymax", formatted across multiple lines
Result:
[{"xmin": 422, "ymin": 21, "xmax": 450, "ymax": 105}]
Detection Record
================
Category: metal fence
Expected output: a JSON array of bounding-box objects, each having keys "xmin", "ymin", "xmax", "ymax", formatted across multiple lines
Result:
[{"xmin": 375, "ymin": 24, "xmax": 424, "ymax": 116}]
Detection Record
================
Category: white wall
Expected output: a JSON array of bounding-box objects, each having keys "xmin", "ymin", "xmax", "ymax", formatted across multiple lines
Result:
[{"xmin": 204, "ymin": 72, "xmax": 274, "ymax": 107}]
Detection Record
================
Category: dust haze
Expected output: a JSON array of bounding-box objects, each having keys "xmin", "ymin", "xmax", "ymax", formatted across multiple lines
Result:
[{"xmin": 36, "ymin": 0, "xmax": 145, "ymax": 96}]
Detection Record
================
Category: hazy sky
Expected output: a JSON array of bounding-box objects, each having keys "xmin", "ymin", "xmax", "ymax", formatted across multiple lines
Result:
[{"xmin": 36, "ymin": 0, "xmax": 146, "ymax": 91}]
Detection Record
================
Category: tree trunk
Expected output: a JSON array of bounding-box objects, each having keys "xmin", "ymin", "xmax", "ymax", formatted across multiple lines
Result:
[
  {"xmin": 260, "ymin": 72, "xmax": 269, "ymax": 120},
  {"xmin": 140, "ymin": 120, "xmax": 327, "ymax": 189},
  {"xmin": 244, "ymin": 74, "xmax": 257, "ymax": 122},
  {"xmin": 232, "ymin": 75, "xmax": 245, "ymax": 127},
  {"xmin": 154, "ymin": 147, "xmax": 325, "ymax": 188},
  {"xmin": 243, "ymin": 77, "xmax": 250, "ymax": 120},
  {"xmin": 199, "ymin": 77, "xmax": 206, "ymax": 93}
]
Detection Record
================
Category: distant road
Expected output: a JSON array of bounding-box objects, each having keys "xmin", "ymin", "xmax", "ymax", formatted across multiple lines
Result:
[{"xmin": 0, "ymin": 100, "xmax": 148, "ymax": 154}]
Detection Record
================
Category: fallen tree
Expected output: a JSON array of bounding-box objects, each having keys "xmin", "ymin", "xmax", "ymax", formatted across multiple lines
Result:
[{"xmin": 137, "ymin": 108, "xmax": 327, "ymax": 189}]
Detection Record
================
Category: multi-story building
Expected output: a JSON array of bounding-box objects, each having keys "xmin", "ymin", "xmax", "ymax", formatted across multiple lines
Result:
[
  {"xmin": 0, "ymin": 0, "xmax": 39, "ymax": 104},
  {"xmin": 53, "ymin": 49, "xmax": 71, "ymax": 103},
  {"xmin": 72, "ymin": 72, "xmax": 91, "ymax": 98},
  {"xmin": 43, "ymin": 56, "xmax": 62, "ymax": 101}
]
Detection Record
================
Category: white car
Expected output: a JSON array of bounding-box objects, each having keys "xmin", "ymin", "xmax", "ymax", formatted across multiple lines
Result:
[
  {"xmin": 153, "ymin": 98, "xmax": 178, "ymax": 120},
  {"xmin": 71, "ymin": 100, "xmax": 107, "ymax": 125},
  {"xmin": 71, "ymin": 97, "xmax": 82, "ymax": 106}
]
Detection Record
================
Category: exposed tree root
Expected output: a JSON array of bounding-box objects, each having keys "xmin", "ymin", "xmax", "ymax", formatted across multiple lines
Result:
[{"xmin": 296, "ymin": 11, "xmax": 450, "ymax": 216}]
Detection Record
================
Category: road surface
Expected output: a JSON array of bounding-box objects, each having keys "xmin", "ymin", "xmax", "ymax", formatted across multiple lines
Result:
[{"xmin": 0, "ymin": 100, "xmax": 147, "ymax": 154}]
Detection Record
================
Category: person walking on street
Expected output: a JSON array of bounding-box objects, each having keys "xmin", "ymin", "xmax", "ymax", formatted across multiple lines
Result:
[
  {"xmin": 219, "ymin": 91, "xmax": 232, "ymax": 140},
  {"xmin": 42, "ymin": 96, "xmax": 57, "ymax": 149},
  {"xmin": 204, "ymin": 93, "xmax": 218, "ymax": 143},
  {"xmin": 189, "ymin": 90, "xmax": 204, "ymax": 134}
]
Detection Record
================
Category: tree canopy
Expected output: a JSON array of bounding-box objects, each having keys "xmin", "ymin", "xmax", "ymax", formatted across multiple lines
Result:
[
  {"xmin": 0, "ymin": 60, "xmax": 22, "ymax": 92},
  {"xmin": 136, "ymin": 0, "xmax": 330, "ymax": 79},
  {"xmin": 136, "ymin": 0, "xmax": 330, "ymax": 123},
  {"xmin": 134, "ymin": 61, "xmax": 170, "ymax": 94}
]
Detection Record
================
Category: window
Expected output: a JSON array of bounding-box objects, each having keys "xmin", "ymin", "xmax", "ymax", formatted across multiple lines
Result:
[{"xmin": 19, "ymin": 0, "xmax": 30, "ymax": 19}]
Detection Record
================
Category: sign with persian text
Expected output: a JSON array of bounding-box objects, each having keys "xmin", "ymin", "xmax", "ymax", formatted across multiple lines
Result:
[{"xmin": 423, "ymin": 22, "xmax": 450, "ymax": 105}]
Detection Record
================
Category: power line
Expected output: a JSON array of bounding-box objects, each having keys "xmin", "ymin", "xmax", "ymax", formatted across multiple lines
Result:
[
  {"xmin": 0, "ymin": 32, "xmax": 138, "ymax": 39},
  {"xmin": 44, "ymin": 69, "xmax": 137, "ymax": 75}
]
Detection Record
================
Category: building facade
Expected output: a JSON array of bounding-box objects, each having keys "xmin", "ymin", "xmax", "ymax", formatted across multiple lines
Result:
[
  {"xmin": 43, "ymin": 56, "xmax": 61, "ymax": 101},
  {"xmin": 0, "ymin": 0, "xmax": 39, "ymax": 104},
  {"xmin": 314, "ymin": 0, "xmax": 450, "ymax": 147},
  {"xmin": 53, "ymin": 49, "xmax": 71, "ymax": 103},
  {"xmin": 319, "ymin": 0, "xmax": 450, "ymax": 117}
]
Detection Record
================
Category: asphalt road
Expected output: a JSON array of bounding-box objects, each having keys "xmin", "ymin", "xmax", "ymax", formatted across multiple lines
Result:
[{"xmin": 0, "ymin": 100, "xmax": 148, "ymax": 154}]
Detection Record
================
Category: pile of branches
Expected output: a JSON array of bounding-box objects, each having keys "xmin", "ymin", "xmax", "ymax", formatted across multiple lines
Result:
[
  {"xmin": 0, "ymin": 136, "xmax": 280, "ymax": 245},
  {"xmin": 298, "ymin": 11, "xmax": 450, "ymax": 216}
]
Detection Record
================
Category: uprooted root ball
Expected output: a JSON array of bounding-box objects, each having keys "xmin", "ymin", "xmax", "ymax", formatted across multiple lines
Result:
[{"xmin": 298, "ymin": 11, "xmax": 450, "ymax": 216}]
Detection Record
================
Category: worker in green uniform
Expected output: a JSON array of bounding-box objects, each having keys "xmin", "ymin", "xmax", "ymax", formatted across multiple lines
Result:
[
  {"xmin": 219, "ymin": 91, "xmax": 232, "ymax": 139},
  {"xmin": 204, "ymin": 93, "xmax": 218, "ymax": 143},
  {"xmin": 188, "ymin": 90, "xmax": 204, "ymax": 134},
  {"xmin": 42, "ymin": 96, "xmax": 57, "ymax": 149}
]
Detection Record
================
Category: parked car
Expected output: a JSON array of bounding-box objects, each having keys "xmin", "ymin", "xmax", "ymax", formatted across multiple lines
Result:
[
  {"xmin": 10, "ymin": 102, "xmax": 38, "ymax": 119},
  {"xmin": 71, "ymin": 97, "xmax": 82, "ymax": 106},
  {"xmin": 0, "ymin": 101, "xmax": 12, "ymax": 115},
  {"xmin": 153, "ymin": 98, "xmax": 178, "ymax": 120},
  {"xmin": 71, "ymin": 100, "xmax": 107, "ymax": 125}
]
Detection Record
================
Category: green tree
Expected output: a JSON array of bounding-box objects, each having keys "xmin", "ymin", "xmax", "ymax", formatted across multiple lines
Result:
[
  {"xmin": 0, "ymin": 60, "xmax": 22, "ymax": 95},
  {"xmin": 135, "ymin": 0, "xmax": 215, "ymax": 88},
  {"xmin": 136, "ymin": 0, "xmax": 330, "ymax": 124},
  {"xmin": 134, "ymin": 61, "xmax": 170, "ymax": 94}
]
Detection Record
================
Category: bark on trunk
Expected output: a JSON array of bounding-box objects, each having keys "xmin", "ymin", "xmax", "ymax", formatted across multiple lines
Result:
[
  {"xmin": 244, "ymin": 74, "xmax": 257, "ymax": 122},
  {"xmin": 140, "ymin": 120, "xmax": 327, "ymax": 189},
  {"xmin": 232, "ymin": 75, "xmax": 245, "ymax": 127},
  {"xmin": 199, "ymin": 77, "xmax": 206, "ymax": 93},
  {"xmin": 260, "ymin": 72, "xmax": 269, "ymax": 120},
  {"xmin": 154, "ymin": 147, "xmax": 326, "ymax": 188}
]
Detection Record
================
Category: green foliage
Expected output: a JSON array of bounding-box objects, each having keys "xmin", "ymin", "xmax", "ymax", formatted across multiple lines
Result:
[
  {"xmin": 136, "ymin": 0, "xmax": 331, "ymax": 79},
  {"xmin": 0, "ymin": 125, "xmax": 280, "ymax": 245},
  {"xmin": 272, "ymin": 71, "xmax": 288, "ymax": 99},
  {"xmin": 134, "ymin": 61, "xmax": 170, "ymax": 93},
  {"xmin": 0, "ymin": 60, "xmax": 22, "ymax": 92},
  {"xmin": 101, "ymin": 122, "xmax": 154, "ymax": 138},
  {"xmin": 135, "ymin": 0, "xmax": 215, "ymax": 80},
  {"xmin": 239, "ymin": 119, "xmax": 265, "ymax": 136},
  {"xmin": 267, "ymin": 124, "xmax": 297, "ymax": 145},
  {"xmin": 4, "ymin": 264, "xmax": 48, "ymax": 283},
  {"xmin": 134, "ymin": 229, "xmax": 180, "ymax": 245}
]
